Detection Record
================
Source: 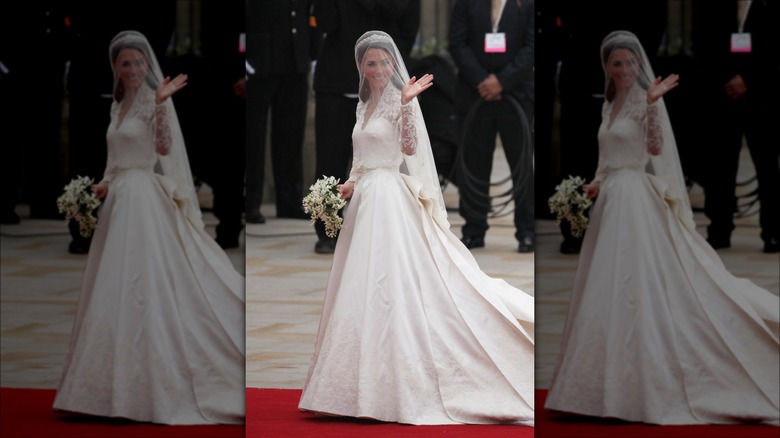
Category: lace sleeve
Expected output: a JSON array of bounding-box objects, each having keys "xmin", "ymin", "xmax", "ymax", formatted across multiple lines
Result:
[
  {"xmin": 645, "ymin": 101, "xmax": 662, "ymax": 156},
  {"xmin": 399, "ymin": 101, "xmax": 417, "ymax": 156},
  {"xmin": 154, "ymin": 103, "xmax": 172, "ymax": 155},
  {"xmin": 347, "ymin": 157, "xmax": 365, "ymax": 183}
]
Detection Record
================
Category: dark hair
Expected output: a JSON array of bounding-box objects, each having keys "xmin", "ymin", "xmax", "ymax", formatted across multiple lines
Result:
[
  {"xmin": 601, "ymin": 41, "xmax": 649, "ymax": 102},
  {"xmin": 357, "ymin": 44, "xmax": 404, "ymax": 102},
  {"xmin": 110, "ymin": 41, "xmax": 158, "ymax": 101}
]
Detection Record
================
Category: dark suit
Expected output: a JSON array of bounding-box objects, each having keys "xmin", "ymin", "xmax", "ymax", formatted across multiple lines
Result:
[
  {"xmin": 449, "ymin": 0, "xmax": 535, "ymax": 244},
  {"xmin": 246, "ymin": 0, "xmax": 312, "ymax": 220},
  {"xmin": 693, "ymin": 0, "xmax": 779, "ymax": 248},
  {"xmin": 1, "ymin": 2, "xmax": 68, "ymax": 221},
  {"xmin": 196, "ymin": 0, "xmax": 246, "ymax": 244},
  {"xmin": 311, "ymin": 0, "xmax": 420, "ymax": 241}
]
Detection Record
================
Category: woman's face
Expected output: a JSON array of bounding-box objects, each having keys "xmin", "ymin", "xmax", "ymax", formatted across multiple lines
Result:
[
  {"xmin": 115, "ymin": 48, "xmax": 149, "ymax": 91},
  {"xmin": 606, "ymin": 48, "xmax": 640, "ymax": 92},
  {"xmin": 362, "ymin": 48, "xmax": 394, "ymax": 91}
]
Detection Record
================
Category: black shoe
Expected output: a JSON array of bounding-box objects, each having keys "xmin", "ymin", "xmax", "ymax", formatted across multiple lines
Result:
[
  {"xmin": 246, "ymin": 211, "xmax": 266, "ymax": 224},
  {"xmin": 215, "ymin": 235, "xmax": 239, "ymax": 249},
  {"xmin": 706, "ymin": 236, "xmax": 731, "ymax": 250},
  {"xmin": 68, "ymin": 240, "xmax": 90, "ymax": 254},
  {"xmin": 764, "ymin": 238, "xmax": 779, "ymax": 254},
  {"xmin": 559, "ymin": 239, "xmax": 581, "ymax": 254},
  {"xmin": 461, "ymin": 235, "xmax": 485, "ymax": 249},
  {"xmin": 518, "ymin": 236, "xmax": 534, "ymax": 253},
  {"xmin": 315, "ymin": 237, "xmax": 336, "ymax": 254}
]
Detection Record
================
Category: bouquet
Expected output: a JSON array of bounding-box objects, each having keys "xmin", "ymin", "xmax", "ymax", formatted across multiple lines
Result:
[
  {"xmin": 302, "ymin": 176, "xmax": 348, "ymax": 238},
  {"xmin": 548, "ymin": 175, "xmax": 593, "ymax": 238},
  {"xmin": 56, "ymin": 176, "xmax": 101, "ymax": 238}
]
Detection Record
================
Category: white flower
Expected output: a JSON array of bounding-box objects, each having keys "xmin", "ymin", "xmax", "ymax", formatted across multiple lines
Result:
[
  {"xmin": 548, "ymin": 175, "xmax": 593, "ymax": 238},
  {"xmin": 56, "ymin": 176, "xmax": 101, "ymax": 238},
  {"xmin": 302, "ymin": 176, "xmax": 348, "ymax": 238}
]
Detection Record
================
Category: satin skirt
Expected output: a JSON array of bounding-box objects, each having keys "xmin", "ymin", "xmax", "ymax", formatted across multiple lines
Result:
[
  {"xmin": 298, "ymin": 168, "xmax": 535, "ymax": 425},
  {"xmin": 545, "ymin": 168, "xmax": 780, "ymax": 425},
  {"xmin": 53, "ymin": 168, "xmax": 245, "ymax": 425}
]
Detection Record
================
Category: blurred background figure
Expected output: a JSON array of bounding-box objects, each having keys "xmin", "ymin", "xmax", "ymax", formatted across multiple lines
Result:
[
  {"xmin": 0, "ymin": 2, "xmax": 69, "ymax": 224},
  {"xmin": 310, "ymin": 0, "xmax": 420, "ymax": 254},
  {"xmin": 692, "ymin": 0, "xmax": 779, "ymax": 253},
  {"xmin": 246, "ymin": 0, "xmax": 314, "ymax": 225},
  {"xmin": 448, "ymin": 0, "xmax": 535, "ymax": 253}
]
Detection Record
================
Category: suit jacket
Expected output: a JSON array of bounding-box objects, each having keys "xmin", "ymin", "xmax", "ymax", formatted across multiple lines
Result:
[
  {"xmin": 448, "ymin": 0, "xmax": 534, "ymax": 112},
  {"xmin": 312, "ymin": 0, "xmax": 420, "ymax": 95},
  {"xmin": 692, "ymin": 0, "xmax": 779, "ymax": 105},
  {"xmin": 249, "ymin": 0, "xmax": 313, "ymax": 78}
]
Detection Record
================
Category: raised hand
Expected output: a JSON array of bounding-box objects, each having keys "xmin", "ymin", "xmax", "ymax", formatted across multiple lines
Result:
[
  {"xmin": 156, "ymin": 74, "xmax": 188, "ymax": 104},
  {"xmin": 401, "ymin": 74, "xmax": 434, "ymax": 105},
  {"xmin": 647, "ymin": 74, "xmax": 679, "ymax": 104}
]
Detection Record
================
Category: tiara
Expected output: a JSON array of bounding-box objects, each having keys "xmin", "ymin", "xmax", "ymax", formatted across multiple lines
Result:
[{"xmin": 355, "ymin": 33, "xmax": 394, "ymax": 51}]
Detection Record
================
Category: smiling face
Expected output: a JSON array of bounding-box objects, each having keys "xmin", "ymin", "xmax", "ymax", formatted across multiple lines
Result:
[
  {"xmin": 606, "ymin": 48, "xmax": 640, "ymax": 92},
  {"xmin": 114, "ymin": 48, "xmax": 149, "ymax": 92},
  {"xmin": 361, "ymin": 48, "xmax": 395, "ymax": 91}
]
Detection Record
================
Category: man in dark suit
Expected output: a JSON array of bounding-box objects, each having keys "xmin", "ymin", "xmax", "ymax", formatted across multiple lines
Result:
[
  {"xmin": 449, "ymin": 0, "xmax": 535, "ymax": 253},
  {"xmin": 1, "ymin": 2, "xmax": 68, "ymax": 223},
  {"xmin": 311, "ymin": 0, "xmax": 420, "ymax": 254},
  {"xmin": 195, "ymin": 0, "xmax": 246, "ymax": 249},
  {"xmin": 246, "ymin": 0, "xmax": 313, "ymax": 225},
  {"xmin": 693, "ymin": 0, "xmax": 779, "ymax": 253}
]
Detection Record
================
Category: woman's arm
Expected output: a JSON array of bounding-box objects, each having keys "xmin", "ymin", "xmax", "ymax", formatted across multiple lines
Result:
[{"xmin": 399, "ymin": 74, "xmax": 433, "ymax": 155}]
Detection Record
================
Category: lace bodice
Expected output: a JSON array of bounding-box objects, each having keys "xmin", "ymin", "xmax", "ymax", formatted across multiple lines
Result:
[
  {"xmin": 348, "ymin": 86, "xmax": 417, "ymax": 182},
  {"xmin": 102, "ymin": 91, "xmax": 172, "ymax": 183},
  {"xmin": 593, "ymin": 85, "xmax": 663, "ymax": 183}
]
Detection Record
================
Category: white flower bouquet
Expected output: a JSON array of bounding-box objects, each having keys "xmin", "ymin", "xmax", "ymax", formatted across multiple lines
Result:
[
  {"xmin": 548, "ymin": 175, "xmax": 593, "ymax": 238},
  {"xmin": 56, "ymin": 176, "xmax": 101, "ymax": 238},
  {"xmin": 302, "ymin": 176, "xmax": 348, "ymax": 238}
]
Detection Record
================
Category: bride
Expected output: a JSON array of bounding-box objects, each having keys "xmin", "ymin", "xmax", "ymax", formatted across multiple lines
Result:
[
  {"xmin": 545, "ymin": 30, "xmax": 779, "ymax": 425},
  {"xmin": 297, "ymin": 30, "xmax": 534, "ymax": 426},
  {"xmin": 53, "ymin": 31, "xmax": 245, "ymax": 425}
]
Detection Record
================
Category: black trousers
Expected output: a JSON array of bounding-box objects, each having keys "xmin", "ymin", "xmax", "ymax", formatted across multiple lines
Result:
[
  {"xmin": 702, "ymin": 95, "xmax": 779, "ymax": 244},
  {"xmin": 313, "ymin": 92, "xmax": 358, "ymax": 240},
  {"xmin": 246, "ymin": 72, "xmax": 308, "ymax": 216},
  {"xmin": 457, "ymin": 98, "xmax": 534, "ymax": 242}
]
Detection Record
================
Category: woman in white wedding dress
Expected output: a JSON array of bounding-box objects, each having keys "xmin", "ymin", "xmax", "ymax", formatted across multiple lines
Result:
[
  {"xmin": 52, "ymin": 31, "xmax": 245, "ymax": 425},
  {"xmin": 545, "ymin": 30, "xmax": 779, "ymax": 425},
  {"xmin": 297, "ymin": 31, "xmax": 535, "ymax": 426}
]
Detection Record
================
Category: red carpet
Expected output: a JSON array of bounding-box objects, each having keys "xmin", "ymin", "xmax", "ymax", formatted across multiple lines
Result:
[
  {"xmin": 536, "ymin": 389, "xmax": 779, "ymax": 438},
  {"xmin": 247, "ymin": 387, "xmax": 534, "ymax": 437},
  {"xmin": 0, "ymin": 388, "xmax": 243, "ymax": 438}
]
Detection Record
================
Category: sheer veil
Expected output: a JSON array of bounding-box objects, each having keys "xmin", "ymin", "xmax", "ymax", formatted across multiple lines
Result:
[
  {"xmin": 108, "ymin": 30, "xmax": 203, "ymax": 229},
  {"xmin": 600, "ymin": 31, "xmax": 694, "ymax": 230},
  {"xmin": 354, "ymin": 31, "xmax": 449, "ymax": 227}
]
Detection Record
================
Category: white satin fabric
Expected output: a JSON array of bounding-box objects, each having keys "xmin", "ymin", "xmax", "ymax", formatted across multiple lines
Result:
[
  {"xmin": 298, "ymin": 100, "xmax": 535, "ymax": 425},
  {"xmin": 53, "ymin": 108, "xmax": 245, "ymax": 425},
  {"xmin": 545, "ymin": 111, "xmax": 780, "ymax": 425}
]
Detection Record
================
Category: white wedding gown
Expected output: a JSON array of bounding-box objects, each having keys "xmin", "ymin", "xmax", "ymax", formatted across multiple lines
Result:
[
  {"xmin": 298, "ymin": 88, "xmax": 535, "ymax": 425},
  {"xmin": 53, "ymin": 102, "xmax": 245, "ymax": 425},
  {"xmin": 545, "ymin": 101, "xmax": 780, "ymax": 425}
]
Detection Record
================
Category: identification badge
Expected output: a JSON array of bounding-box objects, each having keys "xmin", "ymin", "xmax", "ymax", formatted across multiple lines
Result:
[
  {"xmin": 239, "ymin": 32, "xmax": 246, "ymax": 53},
  {"xmin": 484, "ymin": 32, "xmax": 506, "ymax": 53},
  {"xmin": 730, "ymin": 32, "xmax": 751, "ymax": 53}
]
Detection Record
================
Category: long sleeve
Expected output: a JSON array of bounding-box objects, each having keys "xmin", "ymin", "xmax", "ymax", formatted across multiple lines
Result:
[
  {"xmin": 592, "ymin": 153, "xmax": 608, "ymax": 183},
  {"xmin": 399, "ymin": 101, "xmax": 417, "ymax": 155},
  {"xmin": 346, "ymin": 156, "xmax": 365, "ymax": 183},
  {"xmin": 644, "ymin": 101, "xmax": 663, "ymax": 155},
  {"xmin": 154, "ymin": 103, "xmax": 172, "ymax": 155},
  {"xmin": 496, "ymin": 0, "xmax": 535, "ymax": 93},
  {"xmin": 448, "ymin": 0, "xmax": 490, "ymax": 88},
  {"xmin": 100, "ymin": 156, "xmax": 118, "ymax": 183}
]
